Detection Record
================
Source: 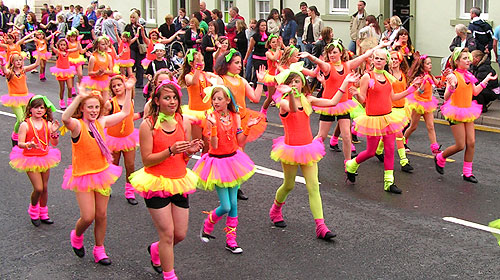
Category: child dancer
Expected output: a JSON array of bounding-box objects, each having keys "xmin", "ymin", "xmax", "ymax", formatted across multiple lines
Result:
[
  {"xmin": 196, "ymin": 85, "xmax": 258, "ymax": 254},
  {"xmin": 269, "ymin": 67, "xmax": 359, "ymax": 240},
  {"xmin": 1, "ymin": 52, "xmax": 40, "ymax": 146},
  {"xmin": 0, "ymin": 32, "xmax": 33, "ymax": 65},
  {"xmin": 260, "ymin": 34, "xmax": 282, "ymax": 117},
  {"xmin": 213, "ymin": 36, "xmax": 229, "ymax": 66},
  {"xmin": 61, "ymin": 82, "xmax": 133, "ymax": 265},
  {"xmin": 50, "ymin": 38, "xmax": 76, "ymax": 109},
  {"xmin": 404, "ymin": 54, "xmax": 441, "ymax": 154},
  {"xmin": 345, "ymin": 49, "xmax": 421, "ymax": 194},
  {"xmin": 32, "ymin": 30, "xmax": 55, "ymax": 81},
  {"xmin": 115, "ymin": 29, "xmax": 138, "ymax": 77},
  {"xmin": 105, "ymin": 76, "xmax": 140, "ymax": 205},
  {"xmin": 129, "ymin": 80, "xmax": 203, "ymax": 279},
  {"xmin": 67, "ymin": 28, "xmax": 89, "ymax": 94},
  {"xmin": 435, "ymin": 47, "xmax": 497, "ymax": 183},
  {"xmin": 82, "ymin": 36, "xmax": 114, "ymax": 100},
  {"xmin": 141, "ymin": 28, "xmax": 160, "ymax": 69},
  {"xmin": 9, "ymin": 95, "xmax": 60, "ymax": 226}
]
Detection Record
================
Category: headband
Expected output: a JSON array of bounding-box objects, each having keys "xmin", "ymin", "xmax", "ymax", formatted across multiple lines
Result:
[
  {"xmin": 202, "ymin": 85, "xmax": 239, "ymax": 112},
  {"xmin": 225, "ymin": 48, "xmax": 238, "ymax": 62},
  {"xmin": 452, "ymin": 47, "xmax": 473, "ymax": 62},
  {"xmin": 97, "ymin": 34, "xmax": 110, "ymax": 42},
  {"xmin": 274, "ymin": 61, "xmax": 306, "ymax": 85},
  {"xmin": 30, "ymin": 95, "xmax": 56, "ymax": 112},
  {"xmin": 288, "ymin": 45, "xmax": 298, "ymax": 58},
  {"xmin": 327, "ymin": 38, "xmax": 343, "ymax": 52},
  {"xmin": 67, "ymin": 28, "xmax": 79, "ymax": 36},
  {"xmin": 267, "ymin": 33, "xmax": 279, "ymax": 43},
  {"xmin": 420, "ymin": 54, "xmax": 428, "ymax": 60},
  {"xmin": 122, "ymin": 31, "xmax": 131, "ymax": 38},
  {"xmin": 155, "ymin": 78, "xmax": 182, "ymax": 97},
  {"xmin": 186, "ymin": 48, "xmax": 197, "ymax": 63}
]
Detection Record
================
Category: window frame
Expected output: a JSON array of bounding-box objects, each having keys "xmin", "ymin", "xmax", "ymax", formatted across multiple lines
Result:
[
  {"xmin": 221, "ymin": 0, "xmax": 234, "ymax": 23},
  {"xmin": 256, "ymin": 0, "xmax": 271, "ymax": 20},
  {"xmin": 145, "ymin": 0, "xmax": 157, "ymax": 24},
  {"xmin": 460, "ymin": 0, "xmax": 489, "ymax": 20},
  {"xmin": 329, "ymin": 0, "xmax": 349, "ymax": 15}
]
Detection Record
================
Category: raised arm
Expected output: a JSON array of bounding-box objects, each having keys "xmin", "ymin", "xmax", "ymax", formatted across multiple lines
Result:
[
  {"xmin": 309, "ymin": 73, "xmax": 360, "ymax": 107},
  {"xmin": 102, "ymin": 77, "xmax": 135, "ymax": 127}
]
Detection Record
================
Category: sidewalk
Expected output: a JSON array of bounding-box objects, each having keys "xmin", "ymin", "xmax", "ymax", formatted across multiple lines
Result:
[{"xmin": 433, "ymin": 98, "xmax": 500, "ymax": 128}]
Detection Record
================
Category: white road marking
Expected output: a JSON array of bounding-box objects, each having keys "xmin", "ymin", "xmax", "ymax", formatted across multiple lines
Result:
[
  {"xmin": 443, "ymin": 217, "xmax": 500, "ymax": 235},
  {"xmin": 0, "ymin": 110, "xmax": 15, "ymax": 117}
]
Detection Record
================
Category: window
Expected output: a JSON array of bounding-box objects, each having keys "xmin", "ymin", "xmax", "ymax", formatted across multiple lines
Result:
[
  {"xmin": 330, "ymin": 0, "xmax": 349, "ymax": 14},
  {"xmin": 256, "ymin": 0, "xmax": 270, "ymax": 20},
  {"xmin": 221, "ymin": 0, "xmax": 234, "ymax": 23},
  {"xmin": 145, "ymin": 0, "xmax": 157, "ymax": 24},
  {"xmin": 460, "ymin": 0, "xmax": 489, "ymax": 19}
]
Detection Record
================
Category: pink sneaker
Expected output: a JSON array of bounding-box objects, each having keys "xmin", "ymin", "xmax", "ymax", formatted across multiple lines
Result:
[{"xmin": 59, "ymin": 99, "xmax": 66, "ymax": 109}]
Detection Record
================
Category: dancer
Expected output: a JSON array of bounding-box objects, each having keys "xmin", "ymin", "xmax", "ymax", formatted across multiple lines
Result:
[
  {"xmin": 213, "ymin": 36, "xmax": 229, "ymax": 66},
  {"xmin": 67, "ymin": 28, "xmax": 89, "ymax": 94},
  {"xmin": 61, "ymin": 82, "xmax": 133, "ymax": 265},
  {"xmin": 32, "ymin": 30, "xmax": 55, "ymax": 81},
  {"xmin": 196, "ymin": 85, "xmax": 258, "ymax": 253},
  {"xmin": 9, "ymin": 95, "xmax": 60, "ymax": 226},
  {"xmin": 260, "ymin": 34, "xmax": 282, "ymax": 117},
  {"xmin": 435, "ymin": 47, "xmax": 496, "ymax": 183},
  {"xmin": 404, "ymin": 54, "xmax": 441, "ymax": 154},
  {"xmin": 269, "ymin": 66, "xmax": 359, "ymax": 240},
  {"xmin": 50, "ymin": 38, "xmax": 76, "ymax": 109},
  {"xmin": 0, "ymin": 52, "xmax": 40, "ymax": 146},
  {"xmin": 129, "ymin": 80, "xmax": 203, "ymax": 279},
  {"xmin": 81, "ymin": 36, "xmax": 114, "ymax": 100},
  {"xmin": 115, "ymin": 28, "xmax": 139, "ymax": 77},
  {"xmin": 345, "ymin": 49, "xmax": 421, "ymax": 194},
  {"xmin": 105, "ymin": 75, "xmax": 140, "ymax": 205},
  {"xmin": 0, "ymin": 32, "xmax": 33, "ymax": 65}
]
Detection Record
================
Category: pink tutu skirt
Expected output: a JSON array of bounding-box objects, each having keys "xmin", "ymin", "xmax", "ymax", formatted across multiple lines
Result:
[
  {"xmin": 62, "ymin": 164, "xmax": 122, "ymax": 196},
  {"xmin": 313, "ymin": 99, "xmax": 358, "ymax": 116},
  {"xmin": 1, "ymin": 93, "xmax": 34, "ymax": 107},
  {"xmin": 129, "ymin": 168, "xmax": 198, "ymax": 199},
  {"xmin": 105, "ymin": 129, "xmax": 139, "ymax": 152},
  {"xmin": 80, "ymin": 76, "xmax": 110, "ymax": 91},
  {"xmin": 353, "ymin": 109, "xmax": 409, "ymax": 137},
  {"xmin": 69, "ymin": 55, "xmax": 87, "ymax": 66},
  {"xmin": 441, "ymin": 100, "xmax": 482, "ymax": 123},
  {"xmin": 9, "ymin": 146, "xmax": 61, "ymax": 172},
  {"xmin": 406, "ymin": 94, "xmax": 439, "ymax": 114},
  {"xmin": 270, "ymin": 137, "xmax": 325, "ymax": 166},
  {"xmin": 50, "ymin": 65, "xmax": 76, "ymax": 80},
  {"xmin": 33, "ymin": 51, "xmax": 52, "ymax": 60},
  {"xmin": 141, "ymin": 58, "xmax": 152, "ymax": 69},
  {"xmin": 116, "ymin": 59, "xmax": 134, "ymax": 68},
  {"xmin": 192, "ymin": 150, "xmax": 256, "ymax": 191}
]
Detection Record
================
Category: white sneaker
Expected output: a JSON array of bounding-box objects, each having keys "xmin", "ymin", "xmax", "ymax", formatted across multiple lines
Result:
[{"xmin": 31, "ymin": 69, "xmax": 38, "ymax": 73}]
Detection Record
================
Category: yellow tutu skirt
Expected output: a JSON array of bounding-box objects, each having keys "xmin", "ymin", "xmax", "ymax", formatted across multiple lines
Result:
[
  {"xmin": 129, "ymin": 168, "xmax": 198, "ymax": 199},
  {"xmin": 354, "ymin": 109, "xmax": 409, "ymax": 136}
]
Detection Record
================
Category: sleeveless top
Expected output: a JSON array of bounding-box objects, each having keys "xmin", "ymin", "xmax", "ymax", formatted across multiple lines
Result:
[
  {"xmin": 68, "ymin": 41, "xmax": 80, "ymax": 59},
  {"xmin": 208, "ymin": 111, "xmax": 239, "ymax": 155},
  {"xmin": 324, "ymin": 62, "xmax": 350, "ymax": 102},
  {"xmin": 267, "ymin": 50, "xmax": 282, "ymax": 76},
  {"xmin": 413, "ymin": 75, "xmax": 433, "ymax": 102},
  {"xmin": 106, "ymin": 97, "xmax": 135, "ymax": 137},
  {"xmin": 280, "ymin": 108, "xmax": 313, "ymax": 146},
  {"xmin": 23, "ymin": 118, "xmax": 49, "ymax": 156},
  {"xmin": 118, "ymin": 41, "xmax": 131, "ymax": 60},
  {"xmin": 56, "ymin": 51, "xmax": 70, "ymax": 69},
  {"xmin": 451, "ymin": 70, "xmax": 474, "ymax": 108},
  {"xmin": 72, "ymin": 119, "xmax": 109, "ymax": 176},
  {"xmin": 391, "ymin": 73, "xmax": 407, "ymax": 108},
  {"xmin": 92, "ymin": 52, "xmax": 111, "ymax": 81},
  {"xmin": 7, "ymin": 71, "xmax": 28, "ymax": 96},
  {"xmin": 35, "ymin": 39, "xmax": 47, "ymax": 53},
  {"xmin": 222, "ymin": 75, "xmax": 247, "ymax": 116},
  {"xmin": 365, "ymin": 72, "xmax": 392, "ymax": 116},
  {"xmin": 146, "ymin": 40, "xmax": 157, "ymax": 60},
  {"xmin": 187, "ymin": 71, "xmax": 212, "ymax": 111},
  {"xmin": 6, "ymin": 44, "xmax": 21, "ymax": 60}
]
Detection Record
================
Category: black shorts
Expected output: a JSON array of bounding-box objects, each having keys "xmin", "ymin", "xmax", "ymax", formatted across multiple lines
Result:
[
  {"xmin": 144, "ymin": 194, "xmax": 190, "ymax": 209},
  {"xmin": 319, "ymin": 113, "xmax": 350, "ymax": 122}
]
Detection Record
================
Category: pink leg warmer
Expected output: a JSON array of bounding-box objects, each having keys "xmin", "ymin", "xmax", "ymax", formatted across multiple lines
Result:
[
  {"xmin": 463, "ymin": 161, "xmax": 473, "ymax": 177},
  {"xmin": 260, "ymin": 107, "xmax": 268, "ymax": 116},
  {"xmin": 28, "ymin": 203, "xmax": 39, "ymax": 220},
  {"xmin": 203, "ymin": 210, "xmax": 223, "ymax": 234},
  {"xmin": 150, "ymin": 241, "xmax": 160, "ymax": 266},
  {"xmin": 39, "ymin": 206, "xmax": 50, "ymax": 220},
  {"xmin": 355, "ymin": 136, "xmax": 381, "ymax": 164},
  {"xmin": 430, "ymin": 142, "xmax": 441, "ymax": 154},
  {"xmin": 11, "ymin": 132, "xmax": 18, "ymax": 141},
  {"xmin": 314, "ymin": 219, "xmax": 331, "ymax": 238},
  {"xmin": 163, "ymin": 269, "xmax": 178, "ymax": 280},
  {"xmin": 436, "ymin": 152, "xmax": 446, "ymax": 168},
  {"xmin": 124, "ymin": 183, "xmax": 136, "ymax": 199},
  {"xmin": 225, "ymin": 216, "xmax": 239, "ymax": 248},
  {"xmin": 382, "ymin": 134, "xmax": 396, "ymax": 171},
  {"xmin": 330, "ymin": 136, "xmax": 339, "ymax": 146},
  {"xmin": 351, "ymin": 143, "xmax": 356, "ymax": 152},
  {"xmin": 70, "ymin": 230, "xmax": 84, "ymax": 249},
  {"xmin": 93, "ymin": 245, "xmax": 109, "ymax": 263},
  {"xmin": 269, "ymin": 200, "xmax": 285, "ymax": 223}
]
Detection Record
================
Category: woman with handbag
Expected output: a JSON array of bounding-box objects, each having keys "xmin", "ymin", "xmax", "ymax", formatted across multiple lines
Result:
[{"xmin": 125, "ymin": 11, "xmax": 146, "ymax": 89}]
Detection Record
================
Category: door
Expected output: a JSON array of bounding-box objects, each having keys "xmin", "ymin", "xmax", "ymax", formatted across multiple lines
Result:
[{"xmin": 392, "ymin": 0, "xmax": 411, "ymax": 32}]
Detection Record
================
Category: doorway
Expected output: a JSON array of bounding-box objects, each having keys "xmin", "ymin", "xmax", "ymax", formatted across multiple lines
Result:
[{"xmin": 392, "ymin": 0, "xmax": 411, "ymax": 32}]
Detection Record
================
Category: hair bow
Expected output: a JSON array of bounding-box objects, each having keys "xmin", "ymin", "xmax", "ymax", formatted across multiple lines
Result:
[
  {"xmin": 288, "ymin": 44, "xmax": 298, "ymax": 58},
  {"xmin": 154, "ymin": 112, "xmax": 177, "ymax": 128},
  {"xmin": 155, "ymin": 78, "xmax": 182, "ymax": 97},
  {"xmin": 420, "ymin": 54, "xmax": 428, "ymax": 60},
  {"xmin": 30, "ymin": 95, "xmax": 56, "ymax": 112},
  {"xmin": 67, "ymin": 28, "xmax": 79, "ymax": 36},
  {"xmin": 327, "ymin": 38, "xmax": 343, "ymax": 52},
  {"xmin": 97, "ymin": 34, "xmax": 110, "ymax": 43},
  {"xmin": 225, "ymin": 48, "xmax": 238, "ymax": 62},
  {"xmin": 91, "ymin": 90, "xmax": 102, "ymax": 97},
  {"xmin": 267, "ymin": 33, "xmax": 278, "ymax": 42},
  {"xmin": 202, "ymin": 85, "xmax": 239, "ymax": 112},
  {"xmin": 186, "ymin": 48, "xmax": 197, "ymax": 63},
  {"xmin": 122, "ymin": 31, "xmax": 131, "ymax": 38},
  {"xmin": 274, "ymin": 61, "xmax": 306, "ymax": 85}
]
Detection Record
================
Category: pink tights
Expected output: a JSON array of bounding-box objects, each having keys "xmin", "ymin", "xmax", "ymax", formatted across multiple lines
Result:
[{"xmin": 355, "ymin": 134, "xmax": 396, "ymax": 170}]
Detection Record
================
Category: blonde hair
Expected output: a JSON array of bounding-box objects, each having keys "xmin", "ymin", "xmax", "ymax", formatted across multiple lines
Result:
[
  {"xmin": 235, "ymin": 19, "xmax": 247, "ymax": 33},
  {"xmin": 390, "ymin": 16, "xmax": 402, "ymax": 28}
]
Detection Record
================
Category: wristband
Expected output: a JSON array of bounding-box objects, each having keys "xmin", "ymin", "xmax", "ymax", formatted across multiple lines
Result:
[
  {"xmin": 338, "ymin": 88, "xmax": 345, "ymax": 94},
  {"xmin": 417, "ymin": 88, "xmax": 424, "ymax": 94},
  {"xmin": 256, "ymin": 82, "xmax": 265, "ymax": 86},
  {"xmin": 406, "ymin": 85, "xmax": 416, "ymax": 94},
  {"xmin": 211, "ymin": 126, "xmax": 217, "ymax": 137},
  {"xmin": 243, "ymin": 126, "xmax": 250, "ymax": 136},
  {"xmin": 480, "ymin": 82, "xmax": 487, "ymax": 89},
  {"xmin": 236, "ymin": 127, "xmax": 243, "ymax": 134},
  {"xmin": 447, "ymin": 86, "xmax": 456, "ymax": 93},
  {"xmin": 168, "ymin": 146, "xmax": 174, "ymax": 155}
]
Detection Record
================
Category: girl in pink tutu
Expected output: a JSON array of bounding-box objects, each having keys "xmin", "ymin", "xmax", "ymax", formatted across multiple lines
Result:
[
  {"xmin": 50, "ymin": 38, "xmax": 77, "ymax": 109},
  {"xmin": 9, "ymin": 95, "xmax": 60, "ymax": 227},
  {"xmin": 435, "ymin": 47, "xmax": 497, "ymax": 183},
  {"xmin": 105, "ymin": 75, "xmax": 140, "ymax": 205},
  {"xmin": 196, "ymin": 85, "xmax": 259, "ymax": 254},
  {"xmin": 115, "ymin": 29, "xmax": 138, "ymax": 77},
  {"xmin": 0, "ymin": 52, "xmax": 40, "ymax": 146},
  {"xmin": 67, "ymin": 28, "xmax": 90, "ymax": 94},
  {"xmin": 61, "ymin": 81, "xmax": 133, "ymax": 266},
  {"xmin": 32, "ymin": 30, "xmax": 56, "ymax": 81},
  {"xmin": 81, "ymin": 36, "xmax": 114, "ymax": 100},
  {"xmin": 404, "ymin": 54, "xmax": 441, "ymax": 154},
  {"xmin": 0, "ymin": 32, "xmax": 33, "ymax": 65},
  {"xmin": 269, "ymin": 66, "xmax": 359, "ymax": 240},
  {"xmin": 141, "ymin": 28, "xmax": 160, "ymax": 69},
  {"xmin": 129, "ymin": 80, "xmax": 203, "ymax": 279}
]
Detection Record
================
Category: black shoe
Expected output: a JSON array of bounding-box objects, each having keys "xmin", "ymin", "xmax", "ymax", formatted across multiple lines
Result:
[
  {"xmin": 351, "ymin": 150, "xmax": 357, "ymax": 157},
  {"xmin": 126, "ymin": 198, "xmax": 138, "ymax": 205},
  {"xmin": 434, "ymin": 156, "xmax": 444, "ymax": 174},
  {"xmin": 385, "ymin": 184, "xmax": 402, "ymax": 194},
  {"xmin": 329, "ymin": 144, "xmax": 341, "ymax": 152},
  {"xmin": 404, "ymin": 144, "xmax": 411, "ymax": 153},
  {"xmin": 463, "ymin": 174, "xmax": 478, "ymax": 183},
  {"xmin": 225, "ymin": 244, "xmax": 243, "ymax": 254},
  {"xmin": 237, "ymin": 189, "xmax": 248, "ymax": 200},
  {"xmin": 352, "ymin": 135, "xmax": 360, "ymax": 144},
  {"xmin": 375, "ymin": 153, "xmax": 384, "ymax": 162},
  {"xmin": 345, "ymin": 171, "xmax": 356, "ymax": 183},
  {"xmin": 11, "ymin": 139, "xmax": 18, "ymax": 147},
  {"xmin": 319, "ymin": 231, "xmax": 337, "ymax": 241},
  {"xmin": 72, "ymin": 246, "xmax": 85, "ymax": 258},
  {"xmin": 40, "ymin": 218, "xmax": 54, "ymax": 224},
  {"xmin": 273, "ymin": 220, "xmax": 287, "ymax": 228},
  {"xmin": 97, "ymin": 258, "xmax": 112, "ymax": 266},
  {"xmin": 147, "ymin": 245, "xmax": 162, "ymax": 273},
  {"xmin": 401, "ymin": 163, "xmax": 414, "ymax": 173},
  {"xmin": 31, "ymin": 218, "xmax": 41, "ymax": 227}
]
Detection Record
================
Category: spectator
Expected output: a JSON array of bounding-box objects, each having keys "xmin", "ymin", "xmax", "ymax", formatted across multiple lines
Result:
[
  {"xmin": 71, "ymin": 5, "xmax": 83, "ymax": 28},
  {"xmin": 280, "ymin": 8, "xmax": 297, "ymax": 46},
  {"xmin": 159, "ymin": 14, "xmax": 176, "ymax": 39},
  {"xmin": 471, "ymin": 50, "xmax": 499, "ymax": 112},
  {"xmin": 0, "ymin": 6, "xmax": 8, "ymax": 33},
  {"xmin": 312, "ymin": 26, "xmax": 333, "ymax": 58},
  {"xmin": 235, "ymin": 19, "xmax": 248, "ymax": 60},
  {"xmin": 211, "ymin": 9, "xmax": 225, "ymax": 36},
  {"xmin": 193, "ymin": 12, "xmax": 208, "ymax": 34},
  {"xmin": 40, "ymin": 8, "xmax": 49, "ymax": 26},
  {"xmin": 55, "ymin": 5, "xmax": 64, "ymax": 19},
  {"xmin": 449, "ymin": 24, "xmax": 476, "ymax": 52},
  {"xmin": 349, "ymin": 0, "xmax": 366, "ymax": 53},
  {"xmin": 392, "ymin": 29, "xmax": 415, "ymax": 66},
  {"xmin": 245, "ymin": 19, "xmax": 257, "ymax": 82},
  {"xmin": 302, "ymin": 6, "xmax": 323, "ymax": 67},
  {"xmin": 243, "ymin": 19, "xmax": 268, "ymax": 85},
  {"xmin": 380, "ymin": 18, "xmax": 392, "ymax": 43},
  {"xmin": 184, "ymin": 17, "xmax": 203, "ymax": 50},
  {"xmin": 56, "ymin": 14, "xmax": 69, "ymax": 38},
  {"xmin": 20, "ymin": 13, "xmax": 46, "ymax": 65},
  {"xmin": 493, "ymin": 24, "xmax": 500, "ymax": 63},
  {"xmin": 468, "ymin": 7, "xmax": 493, "ymax": 54},
  {"xmin": 101, "ymin": 10, "xmax": 119, "ymax": 50},
  {"xmin": 7, "ymin": 8, "xmax": 18, "ymax": 26},
  {"xmin": 114, "ymin": 12, "xmax": 126, "ymax": 33},
  {"xmin": 199, "ymin": 1, "xmax": 212, "ymax": 23},
  {"xmin": 201, "ymin": 21, "xmax": 218, "ymax": 71},
  {"xmin": 125, "ymin": 11, "xmax": 146, "ymax": 88},
  {"xmin": 226, "ymin": 7, "xmax": 244, "ymax": 48},
  {"xmin": 76, "ymin": 15, "xmax": 95, "ymax": 49},
  {"xmin": 357, "ymin": 15, "xmax": 381, "ymax": 55},
  {"xmin": 86, "ymin": 5, "xmax": 97, "ymax": 23},
  {"xmin": 388, "ymin": 15, "xmax": 403, "ymax": 43},
  {"xmin": 66, "ymin": 5, "xmax": 76, "ymax": 26},
  {"xmin": 173, "ymin": 8, "xmax": 188, "ymax": 31},
  {"xmin": 267, "ymin": 9, "xmax": 281, "ymax": 36},
  {"xmin": 145, "ymin": 43, "xmax": 169, "ymax": 81},
  {"xmin": 295, "ymin": 2, "xmax": 308, "ymax": 50},
  {"xmin": 94, "ymin": 9, "xmax": 104, "ymax": 35},
  {"xmin": 14, "ymin": 5, "xmax": 29, "ymax": 30}
]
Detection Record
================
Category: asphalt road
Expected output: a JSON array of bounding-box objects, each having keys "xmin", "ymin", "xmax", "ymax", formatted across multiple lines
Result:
[{"xmin": 1, "ymin": 68, "xmax": 500, "ymax": 279}]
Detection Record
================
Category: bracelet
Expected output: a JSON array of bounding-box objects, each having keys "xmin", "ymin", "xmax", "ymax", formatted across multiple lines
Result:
[
  {"xmin": 211, "ymin": 126, "xmax": 218, "ymax": 137},
  {"xmin": 256, "ymin": 82, "xmax": 265, "ymax": 86},
  {"xmin": 480, "ymin": 82, "xmax": 487, "ymax": 89},
  {"xmin": 168, "ymin": 146, "xmax": 174, "ymax": 155},
  {"xmin": 236, "ymin": 127, "xmax": 243, "ymax": 134},
  {"xmin": 417, "ymin": 88, "xmax": 424, "ymax": 94},
  {"xmin": 338, "ymin": 88, "xmax": 345, "ymax": 94},
  {"xmin": 50, "ymin": 133, "xmax": 60, "ymax": 139},
  {"xmin": 243, "ymin": 126, "xmax": 250, "ymax": 136}
]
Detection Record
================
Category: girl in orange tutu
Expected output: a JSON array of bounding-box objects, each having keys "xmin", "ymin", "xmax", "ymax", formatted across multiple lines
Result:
[
  {"xmin": 81, "ymin": 36, "xmax": 114, "ymax": 100},
  {"xmin": 435, "ymin": 47, "xmax": 497, "ymax": 183},
  {"xmin": 67, "ymin": 28, "xmax": 91, "ymax": 94},
  {"xmin": 61, "ymin": 81, "xmax": 133, "ymax": 266},
  {"xmin": 32, "ymin": 30, "xmax": 56, "ymax": 81},
  {"xmin": 50, "ymin": 38, "xmax": 77, "ymax": 109},
  {"xmin": 9, "ymin": 95, "xmax": 60, "ymax": 227},
  {"xmin": 0, "ymin": 32, "xmax": 33, "ymax": 66},
  {"xmin": 115, "ymin": 29, "xmax": 139, "ymax": 77},
  {"xmin": 260, "ymin": 34, "xmax": 282, "ymax": 117}
]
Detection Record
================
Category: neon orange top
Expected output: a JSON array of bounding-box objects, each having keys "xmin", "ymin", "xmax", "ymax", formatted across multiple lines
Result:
[
  {"xmin": 92, "ymin": 52, "xmax": 111, "ymax": 81},
  {"xmin": 187, "ymin": 71, "xmax": 211, "ymax": 111},
  {"xmin": 324, "ymin": 62, "xmax": 350, "ymax": 102},
  {"xmin": 107, "ymin": 47, "xmax": 118, "ymax": 63},
  {"xmin": 6, "ymin": 43, "xmax": 21, "ymax": 60},
  {"xmin": 413, "ymin": 76, "xmax": 433, "ymax": 102},
  {"xmin": 35, "ymin": 39, "xmax": 47, "ymax": 53},
  {"xmin": 391, "ymin": 73, "xmax": 407, "ymax": 108},
  {"xmin": 366, "ymin": 72, "xmax": 392, "ymax": 116},
  {"xmin": 451, "ymin": 70, "xmax": 474, "ymax": 108},
  {"xmin": 56, "ymin": 51, "xmax": 70, "ymax": 69},
  {"xmin": 146, "ymin": 40, "xmax": 157, "ymax": 60},
  {"xmin": 7, "ymin": 71, "xmax": 28, "ymax": 96},
  {"xmin": 23, "ymin": 118, "xmax": 49, "ymax": 156},
  {"xmin": 118, "ymin": 42, "xmax": 131, "ymax": 60},
  {"xmin": 68, "ymin": 41, "xmax": 80, "ymax": 59},
  {"xmin": 281, "ymin": 108, "xmax": 313, "ymax": 146},
  {"xmin": 145, "ymin": 114, "xmax": 187, "ymax": 179},
  {"xmin": 267, "ymin": 50, "xmax": 282, "ymax": 76},
  {"xmin": 209, "ymin": 111, "xmax": 239, "ymax": 155},
  {"xmin": 72, "ymin": 119, "xmax": 109, "ymax": 176},
  {"xmin": 107, "ymin": 97, "xmax": 134, "ymax": 137},
  {"xmin": 222, "ymin": 75, "xmax": 247, "ymax": 116}
]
